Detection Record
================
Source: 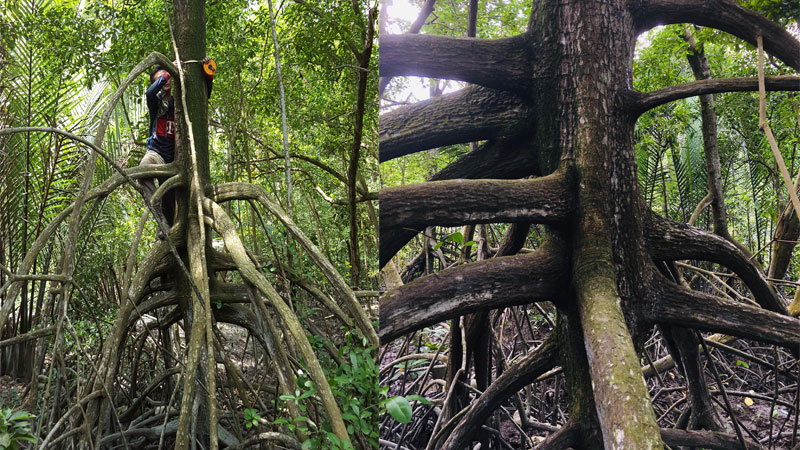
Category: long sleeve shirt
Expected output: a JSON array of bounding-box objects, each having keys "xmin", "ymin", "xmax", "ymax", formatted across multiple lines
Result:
[{"xmin": 145, "ymin": 74, "xmax": 213, "ymax": 163}]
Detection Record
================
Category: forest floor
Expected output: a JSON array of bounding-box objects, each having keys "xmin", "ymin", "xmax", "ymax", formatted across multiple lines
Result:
[{"xmin": 381, "ymin": 311, "xmax": 800, "ymax": 449}]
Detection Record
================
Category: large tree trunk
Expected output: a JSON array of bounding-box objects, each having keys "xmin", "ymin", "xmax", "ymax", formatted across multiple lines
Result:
[{"xmin": 379, "ymin": 0, "xmax": 800, "ymax": 447}]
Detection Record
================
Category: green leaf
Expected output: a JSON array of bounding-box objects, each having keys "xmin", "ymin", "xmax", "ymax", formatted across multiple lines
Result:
[
  {"xmin": 406, "ymin": 395, "xmax": 433, "ymax": 405},
  {"xmin": 8, "ymin": 412, "xmax": 33, "ymax": 422},
  {"xmin": 385, "ymin": 396, "xmax": 412, "ymax": 423}
]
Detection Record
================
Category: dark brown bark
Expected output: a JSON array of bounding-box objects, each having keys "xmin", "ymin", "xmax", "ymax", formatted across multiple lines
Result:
[
  {"xmin": 379, "ymin": 0, "xmax": 800, "ymax": 446},
  {"xmin": 630, "ymin": 0, "xmax": 800, "ymax": 71},
  {"xmin": 768, "ymin": 202, "xmax": 800, "ymax": 279},
  {"xmin": 346, "ymin": 8, "xmax": 375, "ymax": 287},
  {"xmin": 379, "ymin": 238, "xmax": 567, "ymax": 341},
  {"xmin": 645, "ymin": 212, "xmax": 786, "ymax": 314},
  {"xmin": 660, "ymin": 428, "xmax": 764, "ymax": 450},
  {"xmin": 379, "ymin": 86, "xmax": 531, "ymax": 161},
  {"xmin": 441, "ymin": 333, "xmax": 559, "ymax": 450},
  {"xmin": 379, "ymin": 173, "xmax": 571, "ymax": 231},
  {"xmin": 380, "ymin": 134, "xmax": 542, "ymax": 267},
  {"xmin": 684, "ymin": 31, "xmax": 737, "ymax": 249},
  {"xmin": 377, "ymin": 0, "xmax": 436, "ymax": 96},
  {"xmin": 634, "ymin": 76, "xmax": 800, "ymax": 116},
  {"xmin": 648, "ymin": 279, "xmax": 800, "ymax": 353},
  {"xmin": 380, "ymin": 34, "xmax": 532, "ymax": 93},
  {"xmin": 658, "ymin": 325, "xmax": 723, "ymax": 431}
]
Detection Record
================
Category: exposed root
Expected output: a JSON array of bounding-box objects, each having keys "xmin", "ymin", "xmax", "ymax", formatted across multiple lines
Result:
[
  {"xmin": 380, "ymin": 174, "xmax": 572, "ymax": 231},
  {"xmin": 380, "ymin": 33, "xmax": 532, "ymax": 94},
  {"xmin": 380, "ymin": 237, "xmax": 568, "ymax": 342},
  {"xmin": 645, "ymin": 212, "xmax": 787, "ymax": 314},
  {"xmin": 440, "ymin": 334, "xmax": 558, "ymax": 450},
  {"xmin": 379, "ymin": 86, "xmax": 532, "ymax": 162},
  {"xmin": 648, "ymin": 277, "xmax": 800, "ymax": 353}
]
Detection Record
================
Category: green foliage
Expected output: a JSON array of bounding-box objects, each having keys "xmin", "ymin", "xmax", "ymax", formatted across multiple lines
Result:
[
  {"xmin": 0, "ymin": 409, "xmax": 36, "ymax": 450},
  {"xmin": 433, "ymin": 230, "xmax": 477, "ymax": 251},
  {"xmin": 735, "ymin": 360, "xmax": 750, "ymax": 369},
  {"xmin": 384, "ymin": 396, "xmax": 412, "ymax": 423},
  {"xmin": 243, "ymin": 408, "xmax": 261, "ymax": 429},
  {"xmin": 329, "ymin": 332, "xmax": 379, "ymax": 447}
]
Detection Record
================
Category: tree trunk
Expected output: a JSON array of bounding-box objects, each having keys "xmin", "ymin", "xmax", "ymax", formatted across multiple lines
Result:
[{"xmin": 379, "ymin": 0, "xmax": 800, "ymax": 447}]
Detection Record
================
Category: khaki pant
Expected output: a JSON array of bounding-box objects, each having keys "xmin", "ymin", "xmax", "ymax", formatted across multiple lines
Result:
[{"xmin": 138, "ymin": 150, "xmax": 175, "ymax": 226}]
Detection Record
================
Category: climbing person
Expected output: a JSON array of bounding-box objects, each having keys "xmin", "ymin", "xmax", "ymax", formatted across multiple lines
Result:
[{"xmin": 139, "ymin": 56, "xmax": 214, "ymax": 234}]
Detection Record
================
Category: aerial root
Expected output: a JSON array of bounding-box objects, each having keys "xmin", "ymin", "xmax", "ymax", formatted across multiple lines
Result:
[
  {"xmin": 380, "ymin": 33, "xmax": 532, "ymax": 93},
  {"xmin": 440, "ymin": 334, "xmax": 558, "ymax": 450},
  {"xmin": 212, "ymin": 182, "xmax": 377, "ymax": 346},
  {"xmin": 202, "ymin": 197, "xmax": 350, "ymax": 442},
  {"xmin": 632, "ymin": 75, "xmax": 800, "ymax": 115},
  {"xmin": 630, "ymin": 0, "xmax": 800, "ymax": 71},
  {"xmin": 379, "ymin": 134, "xmax": 543, "ymax": 267},
  {"xmin": 658, "ymin": 325, "xmax": 723, "ymax": 431},
  {"xmin": 531, "ymin": 420, "xmax": 580, "ymax": 450},
  {"xmin": 379, "ymin": 85, "xmax": 532, "ymax": 161},
  {"xmin": 647, "ymin": 277, "xmax": 800, "ymax": 354},
  {"xmin": 380, "ymin": 172, "xmax": 572, "ymax": 232},
  {"xmin": 231, "ymin": 432, "xmax": 303, "ymax": 449},
  {"xmin": 645, "ymin": 212, "xmax": 787, "ymax": 314},
  {"xmin": 380, "ymin": 237, "xmax": 568, "ymax": 342}
]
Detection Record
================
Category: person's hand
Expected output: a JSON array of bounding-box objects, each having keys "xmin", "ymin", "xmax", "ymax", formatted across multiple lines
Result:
[{"xmin": 201, "ymin": 56, "xmax": 211, "ymax": 65}]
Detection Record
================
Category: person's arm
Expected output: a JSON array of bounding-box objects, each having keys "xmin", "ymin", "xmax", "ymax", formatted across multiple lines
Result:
[{"xmin": 146, "ymin": 74, "xmax": 169, "ymax": 111}]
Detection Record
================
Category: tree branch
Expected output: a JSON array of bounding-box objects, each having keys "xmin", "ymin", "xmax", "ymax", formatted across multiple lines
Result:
[
  {"xmin": 379, "ymin": 237, "xmax": 568, "ymax": 342},
  {"xmin": 647, "ymin": 278, "xmax": 800, "ymax": 353},
  {"xmin": 645, "ymin": 212, "xmax": 787, "ymax": 314},
  {"xmin": 380, "ymin": 34, "xmax": 532, "ymax": 93},
  {"xmin": 630, "ymin": 0, "xmax": 800, "ymax": 71},
  {"xmin": 633, "ymin": 76, "xmax": 800, "ymax": 115},
  {"xmin": 380, "ymin": 172, "xmax": 572, "ymax": 231},
  {"xmin": 440, "ymin": 334, "xmax": 559, "ymax": 450},
  {"xmin": 212, "ymin": 182, "xmax": 378, "ymax": 346},
  {"xmin": 379, "ymin": 134, "xmax": 541, "ymax": 267},
  {"xmin": 379, "ymin": 86, "xmax": 531, "ymax": 162}
]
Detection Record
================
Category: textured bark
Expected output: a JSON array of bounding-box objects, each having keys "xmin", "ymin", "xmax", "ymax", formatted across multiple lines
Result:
[
  {"xmin": 380, "ymin": 34, "xmax": 532, "ymax": 93},
  {"xmin": 379, "ymin": 0, "xmax": 800, "ymax": 446},
  {"xmin": 635, "ymin": 76, "xmax": 800, "ymax": 115},
  {"xmin": 379, "ymin": 135, "xmax": 542, "ymax": 267},
  {"xmin": 379, "ymin": 238, "xmax": 567, "ymax": 341},
  {"xmin": 660, "ymin": 428, "xmax": 764, "ymax": 449},
  {"xmin": 649, "ymin": 279, "xmax": 800, "ymax": 353},
  {"xmin": 645, "ymin": 213, "xmax": 786, "ymax": 314},
  {"xmin": 658, "ymin": 325, "xmax": 723, "ymax": 431},
  {"xmin": 441, "ymin": 334, "xmax": 559, "ymax": 450},
  {"xmin": 684, "ymin": 32, "xmax": 734, "ymax": 246},
  {"xmin": 630, "ymin": 0, "xmax": 800, "ymax": 71},
  {"xmin": 380, "ymin": 173, "xmax": 571, "ymax": 231},
  {"xmin": 768, "ymin": 201, "xmax": 800, "ymax": 280},
  {"xmin": 379, "ymin": 86, "xmax": 531, "ymax": 161}
]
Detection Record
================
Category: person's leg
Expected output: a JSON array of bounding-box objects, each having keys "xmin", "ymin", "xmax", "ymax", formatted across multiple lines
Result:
[{"xmin": 138, "ymin": 150, "xmax": 163, "ymax": 201}]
